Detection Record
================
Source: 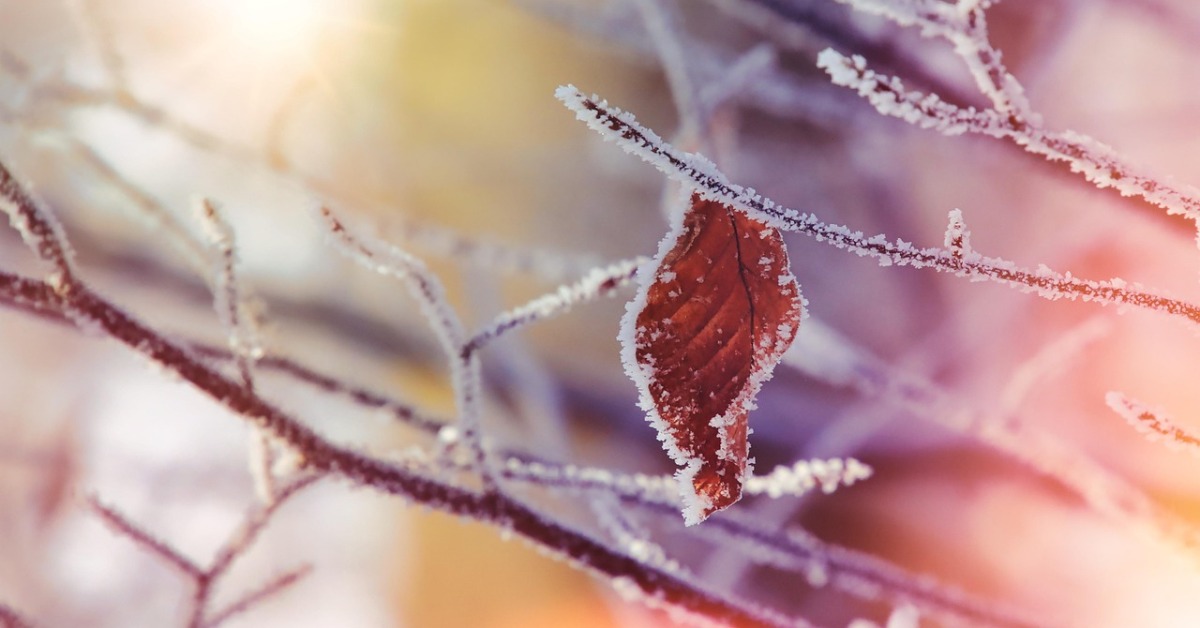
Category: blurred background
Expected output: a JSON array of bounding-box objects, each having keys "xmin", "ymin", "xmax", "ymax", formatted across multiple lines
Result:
[{"xmin": 4, "ymin": 0, "xmax": 1200, "ymax": 626}]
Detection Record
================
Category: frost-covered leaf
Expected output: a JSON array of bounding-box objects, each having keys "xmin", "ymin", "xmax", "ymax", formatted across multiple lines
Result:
[{"xmin": 621, "ymin": 193, "xmax": 805, "ymax": 525}]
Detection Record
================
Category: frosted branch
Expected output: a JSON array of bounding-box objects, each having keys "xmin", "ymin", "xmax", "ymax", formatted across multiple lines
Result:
[
  {"xmin": 818, "ymin": 42, "xmax": 1200, "ymax": 232},
  {"xmin": 783, "ymin": 319, "xmax": 1200, "ymax": 555},
  {"xmin": 744, "ymin": 458, "xmax": 873, "ymax": 498},
  {"xmin": 194, "ymin": 197, "xmax": 281, "ymax": 500},
  {"xmin": 1107, "ymin": 392, "xmax": 1200, "ymax": 456},
  {"xmin": 0, "ymin": 165, "xmax": 77, "ymax": 289},
  {"xmin": 943, "ymin": 208, "xmax": 972, "ymax": 259},
  {"xmin": 194, "ymin": 197, "xmax": 260, "ymax": 389},
  {"xmin": 86, "ymin": 496, "xmax": 204, "ymax": 579},
  {"xmin": 464, "ymin": 257, "xmax": 642, "ymax": 356},
  {"xmin": 185, "ymin": 343, "xmax": 448, "ymax": 434},
  {"xmin": 317, "ymin": 205, "xmax": 489, "ymax": 478},
  {"xmin": 557, "ymin": 85, "xmax": 1200, "ymax": 327},
  {"xmin": 829, "ymin": 0, "xmax": 1033, "ymax": 117}
]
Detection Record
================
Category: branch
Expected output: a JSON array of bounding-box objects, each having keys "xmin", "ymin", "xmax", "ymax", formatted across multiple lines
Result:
[
  {"xmin": 817, "ymin": 49, "xmax": 1200, "ymax": 229},
  {"xmin": 463, "ymin": 257, "xmax": 641, "ymax": 357},
  {"xmin": 201, "ymin": 564, "xmax": 313, "ymax": 628},
  {"xmin": 0, "ymin": 159, "xmax": 788, "ymax": 628},
  {"xmin": 85, "ymin": 496, "xmax": 205, "ymax": 579},
  {"xmin": 556, "ymin": 86, "xmax": 1200, "ymax": 328},
  {"xmin": 1107, "ymin": 392, "xmax": 1200, "ymax": 456}
]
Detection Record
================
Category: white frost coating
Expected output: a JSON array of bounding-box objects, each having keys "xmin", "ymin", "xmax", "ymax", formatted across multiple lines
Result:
[
  {"xmin": 502, "ymin": 457, "xmax": 678, "ymax": 499},
  {"xmin": 744, "ymin": 457, "xmax": 872, "ymax": 498},
  {"xmin": 469, "ymin": 257, "xmax": 642, "ymax": 352},
  {"xmin": 829, "ymin": 0, "xmax": 1034, "ymax": 118},
  {"xmin": 558, "ymin": 84, "xmax": 1198, "ymax": 329},
  {"xmin": 677, "ymin": 461, "xmax": 714, "ymax": 527},
  {"xmin": 318, "ymin": 205, "xmax": 494, "ymax": 473},
  {"xmin": 193, "ymin": 197, "xmax": 262, "ymax": 375},
  {"xmin": 1106, "ymin": 392, "xmax": 1200, "ymax": 456},
  {"xmin": 943, "ymin": 208, "xmax": 971, "ymax": 256},
  {"xmin": 0, "ymin": 195, "xmax": 78, "ymax": 279},
  {"xmin": 818, "ymin": 45, "xmax": 1200, "ymax": 235}
]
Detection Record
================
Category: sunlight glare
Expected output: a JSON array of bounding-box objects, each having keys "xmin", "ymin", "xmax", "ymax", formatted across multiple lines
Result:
[{"xmin": 220, "ymin": 0, "xmax": 333, "ymax": 62}]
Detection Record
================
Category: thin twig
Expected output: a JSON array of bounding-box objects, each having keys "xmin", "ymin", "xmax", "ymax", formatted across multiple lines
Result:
[
  {"xmin": 0, "ymin": 160, "xmax": 792, "ymax": 627},
  {"xmin": 201, "ymin": 564, "xmax": 313, "ymax": 628},
  {"xmin": 86, "ymin": 496, "xmax": 204, "ymax": 579}
]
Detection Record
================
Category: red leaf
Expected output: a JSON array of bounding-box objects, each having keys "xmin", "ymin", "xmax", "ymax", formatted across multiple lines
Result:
[{"xmin": 621, "ymin": 193, "xmax": 805, "ymax": 524}]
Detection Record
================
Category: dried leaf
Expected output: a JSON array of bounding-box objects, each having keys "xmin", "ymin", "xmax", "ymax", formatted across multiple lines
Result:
[{"xmin": 621, "ymin": 193, "xmax": 805, "ymax": 524}]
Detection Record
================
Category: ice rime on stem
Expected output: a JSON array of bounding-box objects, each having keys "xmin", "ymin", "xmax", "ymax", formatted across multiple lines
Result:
[
  {"xmin": 465, "ymin": 257, "xmax": 642, "ymax": 356},
  {"xmin": 943, "ymin": 208, "xmax": 971, "ymax": 258},
  {"xmin": 501, "ymin": 455, "xmax": 871, "ymax": 502},
  {"xmin": 1107, "ymin": 392, "xmax": 1200, "ymax": 456},
  {"xmin": 500, "ymin": 454, "xmax": 1017, "ymax": 626},
  {"xmin": 745, "ymin": 458, "xmax": 873, "ymax": 498},
  {"xmin": 0, "ymin": 162, "xmax": 803, "ymax": 628},
  {"xmin": 829, "ymin": 0, "xmax": 1034, "ymax": 118},
  {"xmin": 317, "ymin": 206, "xmax": 489, "ymax": 480},
  {"xmin": 193, "ymin": 197, "xmax": 261, "ymax": 389},
  {"xmin": 817, "ymin": 41, "xmax": 1200, "ymax": 236},
  {"xmin": 555, "ymin": 85, "xmax": 1200, "ymax": 328}
]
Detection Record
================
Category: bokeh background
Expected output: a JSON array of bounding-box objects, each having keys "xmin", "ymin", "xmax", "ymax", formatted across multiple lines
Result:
[{"xmin": 4, "ymin": 0, "xmax": 1200, "ymax": 626}]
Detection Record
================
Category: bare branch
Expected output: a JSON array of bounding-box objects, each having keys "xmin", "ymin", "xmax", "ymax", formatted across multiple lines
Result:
[
  {"xmin": 201, "ymin": 564, "xmax": 313, "ymax": 628},
  {"xmin": 86, "ymin": 496, "xmax": 204, "ymax": 579}
]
